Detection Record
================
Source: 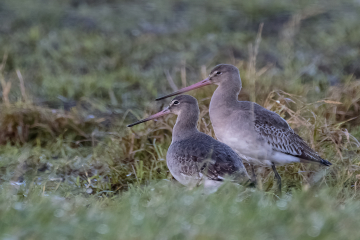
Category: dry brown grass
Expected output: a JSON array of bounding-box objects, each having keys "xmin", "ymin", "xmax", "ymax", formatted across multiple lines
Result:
[
  {"xmin": 328, "ymin": 78, "xmax": 360, "ymax": 124},
  {"xmin": 1, "ymin": 34, "xmax": 359, "ymax": 194},
  {"xmin": 0, "ymin": 104, "xmax": 105, "ymax": 145}
]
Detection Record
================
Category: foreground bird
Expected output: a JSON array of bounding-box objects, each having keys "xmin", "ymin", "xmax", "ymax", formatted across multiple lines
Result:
[
  {"xmin": 156, "ymin": 64, "xmax": 332, "ymax": 192},
  {"xmin": 128, "ymin": 95, "xmax": 251, "ymax": 192}
]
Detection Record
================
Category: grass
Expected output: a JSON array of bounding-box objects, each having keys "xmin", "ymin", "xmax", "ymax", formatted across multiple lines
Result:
[
  {"xmin": 0, "ymin": 0, "xmax": 360, "ymax": 239},
  {"xmin": 2, "ymin": 182, "xmax": 360, "ymax": 240}
]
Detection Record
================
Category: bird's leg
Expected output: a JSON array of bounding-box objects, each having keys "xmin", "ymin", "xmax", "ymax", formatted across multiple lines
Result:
[
  {"xmin": 250, "ymin": 163, "xmax": 257, "ymax": 183},
  {"xmin": 196, "ymin": 177, "xmax": 203, "ymax": 187},
  {"xmin": 195, "ymin": 164, "xmax": 203, "ymax": 187},
  {"xmin": 271, "ymin": 163, "xmax": 282, "ymax": 195},
  {"xmin": 244, "ymin": 163, "xmax": 257, "ymax": 188}
]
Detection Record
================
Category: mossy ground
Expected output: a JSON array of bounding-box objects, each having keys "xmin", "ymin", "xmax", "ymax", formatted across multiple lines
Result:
[{"xmin": 0, "ymin": 0, "xmax": 360, "ymax": 239}]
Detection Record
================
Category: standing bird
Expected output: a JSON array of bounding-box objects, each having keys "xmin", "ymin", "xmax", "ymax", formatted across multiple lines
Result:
[
  {"xmin": 128, "ymin": 95, "xmax": 251, "ymax": 193},
  {"xmin": 156, "ymin": 64, "xmax": 332, "ymax": 192}
]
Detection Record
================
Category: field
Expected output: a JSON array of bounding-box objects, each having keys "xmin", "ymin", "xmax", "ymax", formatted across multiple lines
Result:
[{"xmin": 1, "ymin": 0, "xmax": 360, "ymax": 239}]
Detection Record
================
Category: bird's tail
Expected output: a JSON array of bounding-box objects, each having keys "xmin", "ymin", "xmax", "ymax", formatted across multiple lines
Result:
[{"xmin": 320, "ymin": 158, "xmax": 332, "ymax": 166}]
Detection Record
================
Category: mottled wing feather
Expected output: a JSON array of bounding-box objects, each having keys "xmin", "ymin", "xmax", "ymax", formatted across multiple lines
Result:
[
  {"xmin": 174, "ymin": 153, "xmax": 239, "ymax": 181},
  {"xmin": 200, "ymin": 155, "xmax": 241, "ymax": 181},
  {"xmin": 254, "ymin": 109, "xmax": 326, "ymax": 163},
  {"xmin": 170, "ymin": 135, "xmax": 245, "ymax": 181},
  {"xmin": 176, "ymin": 155, "xmax": 204, "ymax": 179}
]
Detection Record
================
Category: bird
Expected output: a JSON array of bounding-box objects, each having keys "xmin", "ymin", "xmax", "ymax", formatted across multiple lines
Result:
[
  {"xmin": 155, "ymin": 64, "xmax": 332, "ymax": 193},
  {"xmin": 128, "ymin": 95, "xmax": 252, "ymax": 193}
]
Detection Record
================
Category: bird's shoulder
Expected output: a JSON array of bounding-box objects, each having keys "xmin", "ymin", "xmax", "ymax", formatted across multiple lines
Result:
[
  {"xmin": 169, "ymin": 132, "xmax": 234, "ymax": 159},
  {"xmin": 254, "ymin": 103, "xmax": 289, "ymax": 129}
]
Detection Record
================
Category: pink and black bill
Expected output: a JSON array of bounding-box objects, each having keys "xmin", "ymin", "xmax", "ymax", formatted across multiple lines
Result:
[
  {"xmin": 127, "ymin": 108, "xmax": 170, "ymax": 127},
  {"xmin": 155, "ymin": 78, "xmax": 212, "ymax": 101}
]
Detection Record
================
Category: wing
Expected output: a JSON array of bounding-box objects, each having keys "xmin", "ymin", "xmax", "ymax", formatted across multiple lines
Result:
[
  {"xmin": 199, "ymin": 152, "xmax": 243, "ymax": 181},
  {"xmin": 254, "ymin": 107, "xmax": 331, "ymax": 165},
  {"xmin": 169, "ymin": 134, "xmax": 249, "ymax": 181}
]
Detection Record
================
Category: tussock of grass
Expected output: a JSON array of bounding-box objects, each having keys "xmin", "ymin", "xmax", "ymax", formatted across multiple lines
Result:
[
  {"xmin": 0, "ymin": 104, "xmax": 105, "ymax": 145},
  {"xmin": 328, "ymin": 79, "xmax": 360, "ymax": 125}
]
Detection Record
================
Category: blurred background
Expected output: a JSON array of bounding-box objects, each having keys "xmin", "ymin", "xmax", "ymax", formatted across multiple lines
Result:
[
  {"xmin": 1, "ymin": 0, "xmax": 360, "ymax": 239},
  {"xmin": 1, "ymin": 0, "xmax": 360, "ymax": 109}
]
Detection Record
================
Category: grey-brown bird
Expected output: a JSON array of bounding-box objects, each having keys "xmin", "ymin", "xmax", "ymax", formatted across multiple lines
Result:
[
  {"xmin": 156, "ymin": 64, "xmax": 332, "ymax": 193},
  {"xmin": 128, "ymin": 95, "xmax": 251, "ymax": 193}
]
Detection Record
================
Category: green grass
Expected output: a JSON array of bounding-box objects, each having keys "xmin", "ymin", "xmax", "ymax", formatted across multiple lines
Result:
[
  {"xmin": 0, "ymin": 0, "xmax": 360, "ymax": 239},
  {"xmin": 1, "ymin": 181, "xmax": 360, "ymax": 240}
]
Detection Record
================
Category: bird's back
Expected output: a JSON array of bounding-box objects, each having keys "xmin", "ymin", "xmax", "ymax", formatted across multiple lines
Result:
[
  {"xmin": 167, "ymin": 131, "xmax": 249, "ymax": 186},
  {"xmin": 210, "ymin": 100, "xmax": 331, "ymax": 166}
]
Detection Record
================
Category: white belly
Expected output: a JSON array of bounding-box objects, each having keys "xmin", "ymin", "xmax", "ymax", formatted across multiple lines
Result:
[
  {"xmin": 214, "ymin": 128, "xmax": 300, "ymax": 166},
  {"xmin": 216, "ymin": 129, "xmax": 268, "ymax": 158},
  {"xmin": 167, "ymin": 165, "xmax": 224, "ymax": 193}
]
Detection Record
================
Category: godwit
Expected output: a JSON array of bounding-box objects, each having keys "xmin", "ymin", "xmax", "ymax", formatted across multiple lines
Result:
[
  {"xmin": 128, "ymin": 95, "xmax": 251, "ymax": 192},
  {"xmin": 156, "ymin": 64, "xmax": 332, "ymax": 192}
]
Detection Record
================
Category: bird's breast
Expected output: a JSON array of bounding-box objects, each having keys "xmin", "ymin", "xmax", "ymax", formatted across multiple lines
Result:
[{"xmin": 210, "ymin": 111, "xmax": 271, "ymax": 161}]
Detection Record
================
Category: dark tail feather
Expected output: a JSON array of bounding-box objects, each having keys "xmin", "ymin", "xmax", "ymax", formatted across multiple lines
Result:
[{"xmin": 320, "ymin": 158, "xmax": 332, "ymax": 166}]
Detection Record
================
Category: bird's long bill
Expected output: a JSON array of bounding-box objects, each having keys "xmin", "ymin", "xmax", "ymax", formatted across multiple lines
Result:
[
  {"xmin": 155, "ymin": 78, "xmax": 211, "ymax": 101},
  {"xmin": 127, "ymin": 108, "xmax": 171, "ymax": 127}
]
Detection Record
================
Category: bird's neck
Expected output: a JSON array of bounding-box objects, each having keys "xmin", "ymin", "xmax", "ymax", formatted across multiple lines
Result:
[
  {"xmin": 211, "ymin": 79, "xmax": 241, "ymax": 110},
  {"xmin": 172, "ymin": 109, "xmax": 199, "ymax": 142}
]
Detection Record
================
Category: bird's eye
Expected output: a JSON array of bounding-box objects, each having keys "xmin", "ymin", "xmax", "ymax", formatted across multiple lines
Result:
[
  {"xmin": 173, "ymin": 100, "xmax": 180, "ymax": 105},
  {"xmin": 216, "ymin": 71, "xmax": 222, "ymax": 75}
]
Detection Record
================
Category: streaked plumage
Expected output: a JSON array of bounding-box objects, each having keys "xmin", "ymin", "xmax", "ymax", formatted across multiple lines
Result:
[
  {"xmin": 128, "ymin": 95, "xmax": 251, "ymax": 192},
  {"xmin": 156, "ymin": 64, "xmax": 332, "ymax": 193},
  {"xmin": 168, "ymin": 132, "xmax": 250, "ymax": 188}
]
